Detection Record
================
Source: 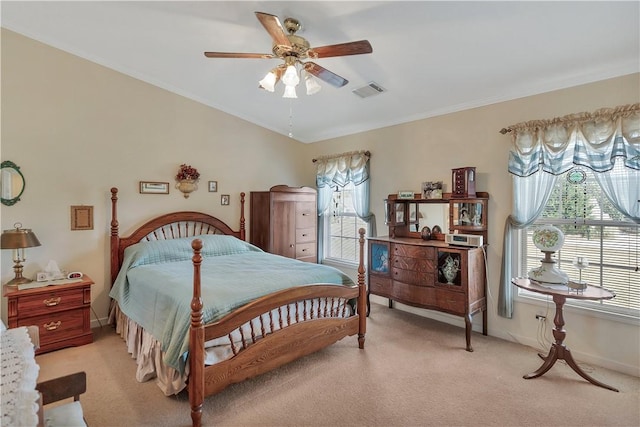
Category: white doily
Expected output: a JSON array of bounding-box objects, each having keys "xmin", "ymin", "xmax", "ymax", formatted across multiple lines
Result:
[{"xmin": 1, "ymin": 326, "xmax": 40, "ymax": 427}]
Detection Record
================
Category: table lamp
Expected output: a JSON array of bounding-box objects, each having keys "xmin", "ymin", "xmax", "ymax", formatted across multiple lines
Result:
[
  {"xmin": 1, "ymin": 222, "xmax": 41, "ymax": 285},
  {"xmin": 527, "ymin": 224, "xmax": 569, "ymax": 284}
]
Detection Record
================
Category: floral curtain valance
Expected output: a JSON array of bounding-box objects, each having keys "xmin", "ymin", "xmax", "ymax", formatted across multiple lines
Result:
[
  {"xmin": 315, "ymin": 150, "xmax": 371, "ymax": 188},
  {"xmin": 505, "ymin": 104, "xmax": 640, "ymax": 177}
]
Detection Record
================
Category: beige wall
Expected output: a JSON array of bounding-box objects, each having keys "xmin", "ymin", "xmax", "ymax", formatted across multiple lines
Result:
[
  {"xmin": 1, "ymin": 29, "xmax": 311, "ymax": 326},
  {"xmin": 2, "ymin": 29, "xmax": 638, "ymax": 376},
  {"xmin": 305, "ymin": 74, "xmax": 640, "ymax": 376}
]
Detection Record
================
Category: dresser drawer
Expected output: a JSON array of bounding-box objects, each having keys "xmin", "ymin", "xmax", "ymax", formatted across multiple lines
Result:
[
  {"xmin": 296, "ymin": 242, "xmax": 316, "ymax": 259},
  {"xmin": 393, "ymin": 255, "xmax": 436, "ymax": 273},
  {"xmin": 296, "ymin": 202, "xmax": 316, "ymax": 228},
  {"xmin": 391, "ymin": 267, "xmax": 432, "ymax": 286},
  {"xmin": 296, "ymin": 227, "xmax": 315, "ymax": 243},
  {"xmin": 16, "ymin": 287, "xmax": 86, "ymax": 316},
  {"xmin": 434, "ymin": 288, "xmax": 467, "ymax": 315},
  {"xmin": 369, "ymin": 276, "xmax": 393, "ymax": 296},
  {"xmin": 18, "ymin": 308, "xmax": 87, "ymax": 346},
  {"xmin": 392, "ymin": 244, "xmax": 435, "ymax": 259}
]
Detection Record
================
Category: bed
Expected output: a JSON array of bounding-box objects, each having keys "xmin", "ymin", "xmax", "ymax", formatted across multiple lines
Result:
[{"xmin": 108, "ymin": 187, "xmax": 366, "ymax": 427}]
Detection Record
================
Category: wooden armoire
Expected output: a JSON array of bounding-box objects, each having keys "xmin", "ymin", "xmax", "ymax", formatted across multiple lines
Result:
[{"xmin": 249, "ymin": 185, "xmax": 317, "ymax": 263}]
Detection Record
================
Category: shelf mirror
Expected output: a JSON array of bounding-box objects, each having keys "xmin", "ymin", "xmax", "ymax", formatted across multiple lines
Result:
[
  {"xmin": 414, "ymin": 203, "xmax": 449, "ymax": 234},
  {"xmin": 1, "ymin": 161, "xmax": 26, "ymax": 206}
]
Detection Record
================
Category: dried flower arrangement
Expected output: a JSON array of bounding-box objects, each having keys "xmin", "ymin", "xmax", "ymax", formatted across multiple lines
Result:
[{"xmin": 175, "ymin": 164, "xmax": 200, "ymax": 181}]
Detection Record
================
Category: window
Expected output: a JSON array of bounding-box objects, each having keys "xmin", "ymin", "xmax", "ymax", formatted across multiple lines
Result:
[
  {"xmin": 323, "ymin": 183, "xmax": 368, "ymax": 264},
  {"xmin": 517, "ymin": 166, "xmax": 639, "ymax": 316}
]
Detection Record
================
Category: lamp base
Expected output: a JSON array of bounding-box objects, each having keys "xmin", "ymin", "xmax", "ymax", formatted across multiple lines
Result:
[
  {"xmin": 528, "ymin": 260, "xmax": 569, "ymax": 284},
  {"xmin": 5, "ymin": 276, "xmax": 33, "ymax": 286}
]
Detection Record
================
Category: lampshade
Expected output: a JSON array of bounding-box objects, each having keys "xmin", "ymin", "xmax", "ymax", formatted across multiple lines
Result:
[
  {"xmin": 304, "ymin": 72, "xmax": 322, "ymax": 95},
  {"xmin": 283, "ymin": 84, "xmax": 298, "ymax": 99},
  {"xmin": 1, "ymin": 224, "xmax": 41, "ymax": 249},
  {"xmin": 282, "ymin": 65, "xmax": 299, "ymax": 87},
  {"xmin": 259, "ymin": 71, "xmax": 278, "ymax": 92},
  {"xmin": 1, "ymin": 223, "xmax": 41, "ymax": 286}
]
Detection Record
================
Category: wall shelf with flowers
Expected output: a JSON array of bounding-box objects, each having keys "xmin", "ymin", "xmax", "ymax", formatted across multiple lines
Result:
[{"xmin": 175, "ymin": 164, "xmax": 200, "ymax": 198}]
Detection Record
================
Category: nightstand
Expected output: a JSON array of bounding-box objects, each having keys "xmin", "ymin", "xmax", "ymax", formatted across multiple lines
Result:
[{"xmin": 3, "ymin": 275, "xmax": 94, "ymax": 354}]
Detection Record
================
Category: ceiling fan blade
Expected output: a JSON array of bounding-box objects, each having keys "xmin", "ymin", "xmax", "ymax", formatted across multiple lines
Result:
[
  {"xmin": 304, "ymin": 62, "xmax": 348, "ymax": 88},
  {"xmin": 255, "ymin": 12, "xmax": 291, "ymax": 47},
  {"xmin": 309, "ymin": 40, "xmax": 372, "ymax": 58},
  {"xmin": 204, "ymin": 52, "xmax": 275, "ymax": 59}
]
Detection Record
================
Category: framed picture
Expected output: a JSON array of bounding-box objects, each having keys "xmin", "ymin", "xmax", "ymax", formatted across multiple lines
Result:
[
  {"xmin": 70, "ymin": 205, "xmax": 94, "ymax": 230},
  {"xmin": 221, "ymin": 194, "xmax": 230, "ymax": 205},
  {"xmin": 208, "ymin": 181, "xmax": 218, "ymax": 192},
  {"xmin": 422, "ymin": 181, "xmax": 443, "ymax": 199},
  {"xmin": 140, "ymin": 181, "xmax": 169, "ymax": 194}
]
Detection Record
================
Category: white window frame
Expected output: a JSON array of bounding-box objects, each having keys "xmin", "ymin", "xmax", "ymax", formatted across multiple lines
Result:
[
  {"xmin": 513, "ymin": 169, "xmax": 639, "ymax": 325},
  {"xmin": 322, "ymin": 183, "xmax": 368, "ymax": 267}
]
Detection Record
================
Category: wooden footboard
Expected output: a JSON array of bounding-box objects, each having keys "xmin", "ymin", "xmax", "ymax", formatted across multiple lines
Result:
[{"xmin": 189, "ymin": 229, "xmax": 367, "ymax": 427}]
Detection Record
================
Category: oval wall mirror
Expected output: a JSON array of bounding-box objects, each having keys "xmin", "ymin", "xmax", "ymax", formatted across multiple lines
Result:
[{"xmin": 1, "ymin": 161, "xmax": 26, "ymax": 206}]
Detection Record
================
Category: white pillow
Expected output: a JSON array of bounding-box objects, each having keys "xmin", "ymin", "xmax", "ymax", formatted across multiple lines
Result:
[{"xmin": 44, "ymin": 401, "xmax": 86, "ymax": 427}]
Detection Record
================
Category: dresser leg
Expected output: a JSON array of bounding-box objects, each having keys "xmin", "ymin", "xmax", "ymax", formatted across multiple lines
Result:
[{"xmin": 465, "ymin": 314, "xmax": 473, "ymax": 352}]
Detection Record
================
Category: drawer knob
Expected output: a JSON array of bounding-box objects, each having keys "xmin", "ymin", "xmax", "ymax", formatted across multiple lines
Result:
[
  {"xmin": 290, "ymin": 244, "xmax": 295, "ymax": 248},
  {"xmin": 302, "ymin": 234, "xmax": 308, "ymax": 237},
  {"xmin": 43, "ymin": 297, "xmax": 61, "ymax": 307},
  {"xmin": 43, "ymin": 321, "xmax": 62, "ymax": 331},
  {"xmin": 302, "ymin": 248, "xmax": 307, "ymax": 252},
  {"xmin": 302, "ymin": 213, "xmax": 309, "ymax": 216}
]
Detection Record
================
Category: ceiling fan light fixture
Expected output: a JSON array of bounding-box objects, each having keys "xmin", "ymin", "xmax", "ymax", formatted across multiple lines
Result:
[
  {"xmin": 282, "ymin": 64, "xmax": 300, "ymax": 87},
  {"xmin": 304, "ymin": 71, "xmax": 322, "ymax": 95},
  {"xmin": 259, "ymin": 70, "xmax": 278, "ymax": 92},
  {"xmin": 283, "ymin": 84, "xmax": 297, "ymax": 99}
]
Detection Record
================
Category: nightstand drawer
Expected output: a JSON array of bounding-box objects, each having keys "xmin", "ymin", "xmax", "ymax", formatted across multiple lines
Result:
[
  {"xmin": 16, "ymin": 287, "xmax": 85, "ymax": 316},
  {"xmin": 18, "ymin": 308, "xmax": 86, "ymax": 346}
]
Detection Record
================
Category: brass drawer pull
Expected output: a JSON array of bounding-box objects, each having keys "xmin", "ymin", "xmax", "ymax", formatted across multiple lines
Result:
[
  {"xmin": 43, "ymin": 321, "xmax": 62, "ymax": 331},
  {"xmin": 43, "ymin": 297, "xmax": 61, "ymax": 307}
]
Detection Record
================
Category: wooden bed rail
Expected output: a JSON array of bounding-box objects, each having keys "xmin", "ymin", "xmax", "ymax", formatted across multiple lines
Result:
[{"xmin": 188, "ymin": 228, "xmax": 367, "ymax": 427}]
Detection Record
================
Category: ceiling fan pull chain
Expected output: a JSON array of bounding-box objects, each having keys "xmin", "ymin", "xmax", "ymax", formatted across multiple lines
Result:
[{"xmin": 288, "ymin": 100, "xmax": 294, "ymax": 138}]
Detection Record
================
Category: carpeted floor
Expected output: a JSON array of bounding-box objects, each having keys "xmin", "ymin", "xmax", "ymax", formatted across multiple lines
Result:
[{"xmin": 36, "ymin": 303, "xmax": 640, "ymax": 427}]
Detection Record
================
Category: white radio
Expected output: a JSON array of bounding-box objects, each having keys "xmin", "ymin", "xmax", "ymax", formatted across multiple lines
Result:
[{"xmin": 445, "ymin": 233, "xmax": 483, "ymax": 247}]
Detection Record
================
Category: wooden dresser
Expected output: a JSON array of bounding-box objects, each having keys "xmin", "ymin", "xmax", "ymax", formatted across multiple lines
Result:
[
  {"xmin": 368, "ymin": 192, "xmax": 489, "ymax": 351},
  {"xmin": 4, "ymin": 276, "xmax": 94, "ymax": 354},
  {"xmin": 250, "ymin": 185, "xmax": 317, "ymax": 263}
]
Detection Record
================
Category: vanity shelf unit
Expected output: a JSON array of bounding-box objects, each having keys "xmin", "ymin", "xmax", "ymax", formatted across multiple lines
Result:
[{"xmin": 370, "ymin": 192, "xmax": 489, "ymax": 351}]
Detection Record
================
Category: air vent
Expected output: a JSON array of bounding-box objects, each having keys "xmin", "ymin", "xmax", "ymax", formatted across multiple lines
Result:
[{"xmin": 352, "ymin": 82, "xmax": 386, "ymax": 99}]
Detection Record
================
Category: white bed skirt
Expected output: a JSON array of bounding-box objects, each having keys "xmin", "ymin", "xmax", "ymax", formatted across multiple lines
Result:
[
  {"xmin": 111, "ymin": 305, "xmax": 187, "ymax": 395},
  {"xmin": 110, "ymin": 298, "xmax": 353, "ymax": 396}
]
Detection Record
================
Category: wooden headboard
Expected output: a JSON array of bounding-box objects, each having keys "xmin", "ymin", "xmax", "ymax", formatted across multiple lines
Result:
[{"xmin": 109, "ymin": 187, "xmax": 246, "ymax": 286}]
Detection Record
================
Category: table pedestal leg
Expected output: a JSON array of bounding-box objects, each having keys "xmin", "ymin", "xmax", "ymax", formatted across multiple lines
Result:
[{"xmin": 523, "ymin": 294, "xmax": 619, "ymax": 392}]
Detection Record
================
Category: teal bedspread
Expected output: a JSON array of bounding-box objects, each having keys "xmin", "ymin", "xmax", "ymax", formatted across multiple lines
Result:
[{"xmin": 109, "ymin": 235, "xmax": 354, "ymax": 374}]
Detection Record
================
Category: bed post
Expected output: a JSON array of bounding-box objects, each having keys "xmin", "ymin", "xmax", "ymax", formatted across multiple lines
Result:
[
  {"xmin": 189, "ymin": 239, "xmax": 204, "ymax": 427},
  {"xmin": 239, "ymin": 192, "xmax": 246, "ymax": 241},
  {"xmin": 110, "ymin": 188, "xmax": 120, "ymax": 286},
  {"xmin": 357, "ymin": 228, "xmax": 366, "ymax": 349}
]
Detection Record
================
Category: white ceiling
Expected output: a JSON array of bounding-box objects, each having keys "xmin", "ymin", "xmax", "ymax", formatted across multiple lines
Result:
[{"xmin": 2, "ymin": 1, "xmax": 639, "ymax": 143}]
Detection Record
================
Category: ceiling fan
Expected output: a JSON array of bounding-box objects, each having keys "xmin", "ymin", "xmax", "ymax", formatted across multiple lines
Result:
[{"xmin": 204, "ymin": 12, "xmax": 373, "ymax": 97}]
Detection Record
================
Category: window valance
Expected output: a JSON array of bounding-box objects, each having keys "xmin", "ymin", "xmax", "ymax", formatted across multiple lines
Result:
[
  {"xmin": 315, "ymin": 150, "xmax": 371, "ymax": 187},
  {"xmin": 503, "ymin": 103, "xmax": 640, "ymax": 177}
]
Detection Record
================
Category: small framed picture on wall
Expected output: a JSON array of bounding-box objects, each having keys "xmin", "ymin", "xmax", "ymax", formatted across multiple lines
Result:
[
  {"xmin": 221, "ymin": 194, "xmax": 230, "ymax": 205},
  {"xmin": 208, "ymin": 181, "xmax": 218, "ymax": 192}
]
